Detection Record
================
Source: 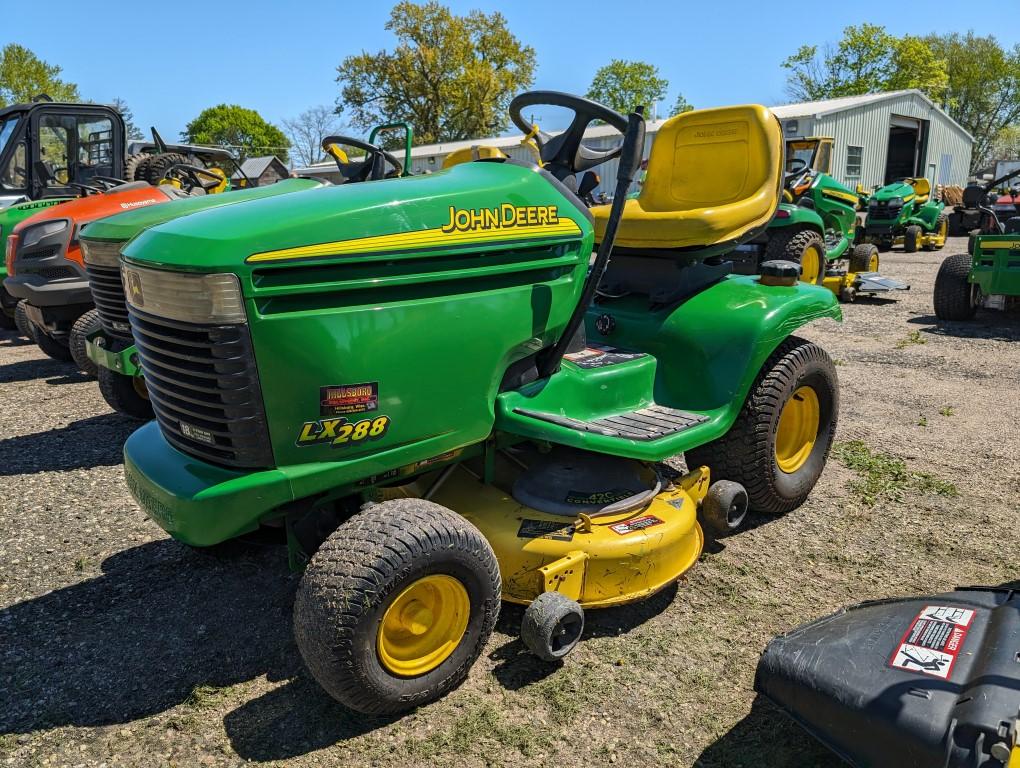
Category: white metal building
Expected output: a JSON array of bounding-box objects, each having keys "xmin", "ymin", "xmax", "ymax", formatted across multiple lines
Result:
[
  {"xmin": 294, "ymin": 89, "xmax": 973, "ymax": 194},
  {"xmin": 772, "ymin": 90, "xmax": 973, "ymax": 189}
]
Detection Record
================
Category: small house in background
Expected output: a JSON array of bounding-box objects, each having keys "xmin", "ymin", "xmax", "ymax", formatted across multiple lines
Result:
[{"xmin": 231, "ymin": 156, "xmax": 289, "ymax": 188}]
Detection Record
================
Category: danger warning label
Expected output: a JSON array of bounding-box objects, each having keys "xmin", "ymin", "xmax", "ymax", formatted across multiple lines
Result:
[
  {"xmin": 609, "ymin": 515, "xmax": 664, "ymax": 535},
  {"xmin": 888, "ymin": 604, "xmax": 975, "ymax": 679}
]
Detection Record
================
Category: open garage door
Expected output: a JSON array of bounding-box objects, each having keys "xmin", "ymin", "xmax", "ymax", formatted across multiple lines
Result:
[{"xmin": 885, "ymin": 115, "xmax": 929, "ymax": 183}]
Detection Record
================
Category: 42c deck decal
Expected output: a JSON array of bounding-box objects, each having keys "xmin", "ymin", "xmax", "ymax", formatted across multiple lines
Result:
[{"xmin": 297, "ymin": 415, "xmax": 391, "ymax": 447}]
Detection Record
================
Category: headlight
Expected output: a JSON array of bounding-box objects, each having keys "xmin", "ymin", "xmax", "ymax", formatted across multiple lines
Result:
[
  {"xmin": 868, "ymin": 199, "xmax": 878, "ymax": 209},
  {"xmin": 80, "ymin": 238, "xmax": 124, "ymax": 267},
  {"xmin": 21, "ymin": 219, "xmax": 69, "ymax": 248},
  {"xmin": 888, "ymin": 197, "xmax": 904, "ymax": 207},
  {"xmin": 122, "ymin": 264, "xmax": 246, "ymax": 324}
]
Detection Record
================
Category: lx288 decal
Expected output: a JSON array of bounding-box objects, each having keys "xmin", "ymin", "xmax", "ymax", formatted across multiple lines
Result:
[{"xmin": 297, "ymin": 415, "xmax": 391, "ymax": 447}]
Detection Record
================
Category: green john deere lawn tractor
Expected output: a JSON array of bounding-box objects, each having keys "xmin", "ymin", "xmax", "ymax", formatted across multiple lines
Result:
[
  {"xmin": 742, "ymin": 137, "xmax": 908, "ymax": 302},
  {"xmin": 81, "ymin": 124, "xmax": 414, "ymax": 418},
  {"xmin": 864, "ymin": 176, "xmax": 948, "ymax": 252},
  {"xmin": 117, "ymin": 92, "xmax": 841, "ymax": 715}
]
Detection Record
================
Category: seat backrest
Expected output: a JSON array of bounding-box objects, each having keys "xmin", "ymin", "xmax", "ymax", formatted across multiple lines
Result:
[
  {"xmin": 639, "ymin": 105, "xmax": 782, "ymax": 216},
  {"xmin": 910, "ymin": 177, "xmax": 931, "ymax": 202},
  {"xmin": 442, "ymin": 145, "xmax": 508, "ymax": 169}
]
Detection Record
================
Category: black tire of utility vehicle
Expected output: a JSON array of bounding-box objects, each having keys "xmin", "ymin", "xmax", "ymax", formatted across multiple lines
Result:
[
  {"xmin": 14, "ymin": 301, "xmax": 31, "ymax": 338},
  {"xmin": 765, "ymin": 229, "xmax": 825, "ymax": 285},
  {"xmin": 849, "ymin": 243, "xmax": 879, "ymax": 273},
  {"xmin": 903, "ymin": 225, "xmax": 922, "ymax": 253},
  {"xmin": 133, "ymin": 152, "xmax": 190, "ymax": 186},
  {"xmin": 684, "ymin": 336, "xmax": 838, "ymax": 515},
  {"xmin": 294, "ymin": 498, "xmax": 501, "ymax": 715},
  {"xmin": 0, "ymin": 307, "xmax": 14, "ymax": 330},
  {"xmin": 933, "ymin": 253, "xmax": 977, "ymax": 321},
  {"xmin": 122, "ymin": 153, "xmax": 149, "ymax": 183},
  {"xmin": 98, "ymin": 367, "xmax": 154, "ymax": 419},
  {"xmin": 1005, "ymin": 217, "xmax": 1020, "ymax": 235},
  {"xmin": 30, "ymin": 322, "xmax": 73, "ymax": 361},
  {"xmin": 69, "ymin": 309, "xmax": 100, "ymax": 377}
]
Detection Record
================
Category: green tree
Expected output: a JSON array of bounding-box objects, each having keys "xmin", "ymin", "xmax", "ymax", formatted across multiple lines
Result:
[
  {"xmin": 111, "ymin": 98, "xmax": 145, "ymax": 141},
  {"xmin": 586, "ymin": 59, "xmax": 668, "ymax": 115},
  {"xmin": 182, "ymin": 104, "xmax": 290, "ymax": 163},
  {"xmin": 0, "ymin": 44, "xmax": 79, "ymax": 107},
  {"xmin": 782, "ymin": 24, "xmax": 947, "ymax": 102},
  {"xmin": 989, "ymin": 126, "xmax": 1020, "ymax": 163},
  {"xmin": 670, "ymin": 93, "xmax": 694, "ymax": 116},
  {"xmin": 282, "ymin": 105, "xmax": 343, "ymax": 167},
  {"xmin": 926, "ymin": 32, "xmax": 1020, "ymax": 170},
  {"xmin": 336, "ymin": 1, "xmax": 535, "ymax": 144}
]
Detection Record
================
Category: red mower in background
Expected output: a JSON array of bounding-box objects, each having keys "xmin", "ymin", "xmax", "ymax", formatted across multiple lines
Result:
[{"xmin": 4, "ymin": 138, "xmax": 238, "ymax": 374}]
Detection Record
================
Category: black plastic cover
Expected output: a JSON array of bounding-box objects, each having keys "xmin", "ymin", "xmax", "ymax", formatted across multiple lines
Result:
[{"xmin": 755, "ymin": 588, "xmax": 1020, "ymax": 768}]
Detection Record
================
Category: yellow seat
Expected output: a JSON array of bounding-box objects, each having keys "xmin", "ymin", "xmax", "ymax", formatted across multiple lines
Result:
[
  {"xmin": 592, "ymin": 105, "xmax": 783, "ymax": 251},
  {"xmin": 442, "ymin": 145, "xmax": 508, "ymax": 169},
  {"xmin": 909, "ymin": 177, "xmax": 930, "ymax": 203}
]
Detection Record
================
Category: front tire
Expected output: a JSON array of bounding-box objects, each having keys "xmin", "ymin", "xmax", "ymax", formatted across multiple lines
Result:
[
  {"xmin": 933, "ymin": 253, "xmax": 977, "ymax": 321},
  {"xmin": 765, "ymin": 229, "xmax": 826, "ymax": 285},
  {"xmin": 69, "ymin": 309, "xmax": 100, "ymax": 378},
  {"xmin": 294, "ymin": 498, "xmax": 500, "ymax": 715},
  {"xmin": 849, "ymin": 243, "xmax": 879, "ymax": 273},
  {"xmin": 684, "ymin": 336, "xmax": 838, "ymax": 515},
  {"xmin": 903, "ymin": 225, "xmax": 922, "ymax": 253},
  {"xmin": 98, "ymin": 367, "xmax": 153, "ymax": 419},
  {"xmin": 30, "ymin": 321, "xmax": 74, "ymax": 362},
  {"xmin": 14, "ymin": 301, "xmax": 31, "ymax": 338}
]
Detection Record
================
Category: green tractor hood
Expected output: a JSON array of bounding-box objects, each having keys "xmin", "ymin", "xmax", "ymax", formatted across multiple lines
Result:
[
  {"xmin": 83, "ymin": 178, "xmax": 323, "ymax": 244},
  {"xmin": 121, "ymin": 162, "xmax": 591, "ymax": 282},
  {"xmin": 871, "ymin": 180, "xmax": 915, "ymax": 203}
]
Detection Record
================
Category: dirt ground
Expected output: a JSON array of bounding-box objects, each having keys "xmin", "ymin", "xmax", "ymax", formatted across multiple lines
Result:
[{"xmin": 1, "ymin": 237, "xmax": 1018, "ymax": 768}]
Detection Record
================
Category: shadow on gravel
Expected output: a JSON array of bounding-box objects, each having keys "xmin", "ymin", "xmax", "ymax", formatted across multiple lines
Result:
[
  {"xmin": 0, "ymin": 540, "xmax": 299, "ymax": 735},
  {"xmin": 489, "ymin": 582, "xmax": 679, "ymax": 692},
  {"xmin": 694, "ymin": 695, "xmax": 840, "ymax": 767},
  {"xmin": 0, "ymin": 414, "xmax": 137, "ymax": 475},
  {"xmin": 0, "ymin": 357, "xmax": 80, "ymax": 384},
  {"xmin": 908, "ymin": 313, "xmax": 1020, "ymax": 342},
  {"xmin": 0, "ymin": 329, "xmax": 32, "ymax": 347}
]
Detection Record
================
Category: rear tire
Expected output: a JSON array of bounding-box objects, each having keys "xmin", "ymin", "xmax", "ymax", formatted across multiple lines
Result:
[
  {"xmin": 849, "ymin": 243, "xmax": 879, "ymax": 273},
  {"xmin": 933, "ymin": 253, "xmax": 977, "ymax": 321},
  {"xmin": 122, "ymin": 153, "xmax": 149, "ymax": 183},
  {"xmin": 903, "ymin": 225, "xmax": 922, "ymax": 253},
  {"xmin": 69, "ymin": 309, "xmax": 100, "ymax": 377},
  {"xmin": 684, "ymin": 336, "xmax": 838, "ymax": 515},
  {"xmin": 98, "ymin": 367, "xmax": 153, "ymax": 419},
  {"xmin": 30, "ymin": 321, "xmax": 74, "ymax": 362},
  {"xmin": 132, "ymin": 152, "xmax": 190, "ymax": 186},
  {"xmin": 765, "ymin": 229, "xmax": 826, "ymax": 285},
  {"xmin": 294, "ymin": 498, "xmax": 500, "ymax": 715},
  {"xmin": 14, "ymin": 301, "xmax": 31, "ymax": 337},
  {"xmin": 1005, "ymin": 217, "xmax": 1020, "ymax": 235},
  {"xmin": 0, "ymin": 308, "xmax": 14, "ymax": 330}
]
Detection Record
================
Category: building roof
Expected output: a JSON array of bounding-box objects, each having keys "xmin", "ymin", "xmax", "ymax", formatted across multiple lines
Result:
[
  {"xmin": 771, "ymin": 89, "xmax": 973, "ymax": 141},
  {"xmin": 231, "ymin": 155, "xmax": 285, "ymax": 180}
]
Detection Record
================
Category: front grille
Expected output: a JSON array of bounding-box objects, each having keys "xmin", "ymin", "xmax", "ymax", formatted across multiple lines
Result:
[
  {"xmin": 86, "ymin": 263, "xmax": 131, "ymax": 337},
  {"xmin": 870, "ymin": 204, "xmax": 901, "ymax": 219},
  {"xmin": 129, "ymin": 308, "xmax": 274, "ymax": 468},
  {"xmin": 35, "ymin": 266, "xmax": 77, "ymax": 279}
]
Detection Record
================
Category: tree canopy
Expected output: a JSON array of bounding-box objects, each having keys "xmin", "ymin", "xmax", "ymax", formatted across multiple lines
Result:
[
  {"xmin": 111, "ymin": 98, "xmax": 144, "ymax": 141},
  {"xmin": 182, "ymin": 104, "xmax": 290, "ymax": 163},
  {"xmin": 283, "ymin": 105, "xmax": 343, "ymax": 167},
  {"xmin": 671, "ymin": 93, "xmax": 694, "ymax": 116},
  {"xmin": 0, "ymin": 44, "xmax": 79, "ymax": 107},
  {"xmin": 782, "ymin": 25, "xmax": 1020, "ymax": 170},
  {"xmin": 336, "ymin": 1, "xmax": 535, "ymax": 144},
  {"xmin": 585, "ymin": 59, "xmax": 668, "ymax": 115}
]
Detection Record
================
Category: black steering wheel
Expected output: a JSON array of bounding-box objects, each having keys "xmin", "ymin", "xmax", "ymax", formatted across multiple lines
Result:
[
  {"xmin": 785, "ymin": 157, "xmax": 808, "ymax": 176},
  {"xmin": 509, "ymin": 91, "xmax": 629, "ymax": 183},
  {"xmin": 90, "ymin": 176, "xmax": 127, "ymax": 190},
  {"xmin": 67, "ymin": 181, "xmax": 104, "ymax": 195},
  {"xmin": 321, "ymin": 135, "xmax": 402, "ymax": 182},
  {"xmin": 166, "ymin": 164, "xmax": 226, "ymax": 194}
]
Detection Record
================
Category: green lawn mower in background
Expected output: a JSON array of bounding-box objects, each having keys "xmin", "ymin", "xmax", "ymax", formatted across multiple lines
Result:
[
  {"xmin": 740, "ymin": 137, "xmax": 908, "ymax": 302},
  {"xmin": 117, "ymin": 92, "xmax": 842, "ymax": 715},
  {"xmin": 864, "ymin": 176, "xmax": 948, "ymax": 252},
  {"xmin": 81, "ymin": 124, "xmax": 414, "ymax": 418},
  {"xmin": 934, "ymin": 231, "xmax": 1020, "ymax": 321}
]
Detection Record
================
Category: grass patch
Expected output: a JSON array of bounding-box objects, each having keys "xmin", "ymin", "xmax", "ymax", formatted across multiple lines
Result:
[
  {"xmin": 895, "ymin": 330, "xmax": 926, "ymax": 349},
  {"xmin": 530, "ymin": 663, "xmax": 616, "ymax": 724},
  {"xmin": 184, "ymin": 683, "xmax": 227, "ymax": 710},
  {"xmin": 404, "ymin": 697, "xmax": 549, "ymax": 760},
  {"xmin": 73, "ymin": 556, "xmax": 90, "ymax": 572},
  {"xmin": 0, "ymin": 734, "xmax": 16, "ymax": 754},
  {"xmin": 833, "ymin": 440, "xmax": 958, "ymax": 505},
  {"xmin": 916, "ymin": 415, "xmax": 928, "ymax": 427},
  {"xmin": 939, "ymin": 406, "xmax": 955, "ymax": 417}
]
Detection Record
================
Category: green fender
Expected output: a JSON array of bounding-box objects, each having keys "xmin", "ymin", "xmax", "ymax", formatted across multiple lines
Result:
[
  {"xmin": 908, "ymin": 200, "xmax": 945, "ymax": 230},
  {"xmin": 496, "ymin": 275, "xmax": 843, "ymax": 462},
  {"xmin": 769, "ymin": 202, "xmax": 824, "ymax": 233}
]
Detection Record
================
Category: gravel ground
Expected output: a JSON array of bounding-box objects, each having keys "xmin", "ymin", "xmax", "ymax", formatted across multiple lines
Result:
[{"xmin": 1, "ymin": 237, "xmax": 1018, "ymax": 768}]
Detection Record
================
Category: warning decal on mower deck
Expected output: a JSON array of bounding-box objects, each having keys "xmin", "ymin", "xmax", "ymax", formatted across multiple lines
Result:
[
  {"xmin": 609, "ymin": 515, "xmax": 664, "ymax": 535},
  {"xmin": 888, "ymin": 605, "xmax": 975, "ymax": 679}
]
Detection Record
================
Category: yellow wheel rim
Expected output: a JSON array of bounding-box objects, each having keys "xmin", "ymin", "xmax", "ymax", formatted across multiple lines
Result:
[
  {"xmin": 377, "ymin": 574, "xmax": 470, "ymax": 677},
  {"xmin": 133, "ymin": 376, "xmax": 149, "ymax": 400},
  {"xmin": 801, "ymin": 245, "xmax": 823, "ymax": 284},
  {"xmin": 869, "ymin": 251, "xmax": 879, "ymax": 271},
  {"xmin": 775, "ymin": 386, "xmax": 820, "ymax": 474}
]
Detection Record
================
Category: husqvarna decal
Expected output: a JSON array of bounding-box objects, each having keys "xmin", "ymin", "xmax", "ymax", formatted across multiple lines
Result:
[
  {"xmin": 246, "ymin": 205, "xmax": 581, "ymax": 263},
  {"xmin": 296, "ymin": 415, "xmax": 391, "ymax": 447}
]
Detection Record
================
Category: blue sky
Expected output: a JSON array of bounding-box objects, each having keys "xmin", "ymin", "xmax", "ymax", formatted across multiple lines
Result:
[{"xmin": 6, "ymin": 0, "xmax": 1019, "ymax": 140}]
